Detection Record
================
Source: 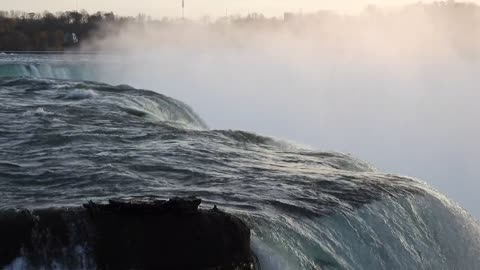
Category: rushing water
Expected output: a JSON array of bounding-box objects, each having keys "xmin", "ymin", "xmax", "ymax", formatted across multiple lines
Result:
[{"xmin": 1, "ymin": 54, "xmax": 480, "ymax": 270}]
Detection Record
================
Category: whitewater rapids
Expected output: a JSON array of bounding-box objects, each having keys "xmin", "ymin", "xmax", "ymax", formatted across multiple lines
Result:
[{"xmin": 0, "ymin": 60, "xmax": 479, "ymax": 269}]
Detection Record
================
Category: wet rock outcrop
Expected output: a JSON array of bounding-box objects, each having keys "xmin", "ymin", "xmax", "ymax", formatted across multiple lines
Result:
[{"xmin": 0, "ymin": 197, "xmax": 257, "ymax": 270}]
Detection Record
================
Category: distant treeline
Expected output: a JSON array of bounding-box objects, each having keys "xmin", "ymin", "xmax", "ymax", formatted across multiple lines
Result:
[
  {"xmin": 0, "ymin": 9, "xmax": 286, "ymax": 51},
  {"xmin": 0, "ymin": 11, "xmax": 134, "ymax": 51},
  {"xmin": 0, "ymin": 0, "xmax": 479, "ymax": 51}
]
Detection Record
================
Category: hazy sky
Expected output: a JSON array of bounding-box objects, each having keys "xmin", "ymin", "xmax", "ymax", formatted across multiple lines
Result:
[{"xmin": 1, "ymin": 0, "xmax": 466, "ymax": 18}]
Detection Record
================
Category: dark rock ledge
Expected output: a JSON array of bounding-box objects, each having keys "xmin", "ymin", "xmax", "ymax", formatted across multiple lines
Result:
[{"xmin": 0, "ymin": 197, "xmax": 259, "ymax": 270}]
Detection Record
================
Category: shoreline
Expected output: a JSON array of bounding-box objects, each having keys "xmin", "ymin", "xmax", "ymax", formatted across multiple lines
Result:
[{"xmin": 0, "ymin": 50, "xmax": 117, "ymax": 55}]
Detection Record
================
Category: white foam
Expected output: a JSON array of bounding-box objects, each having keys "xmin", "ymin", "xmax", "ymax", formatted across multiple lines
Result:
[
  {"xmin": 23, "ymin": 107, "xmax": 53, "ymax": 116},
  {"xmin": 3, "ymin": 257, "xmax": 28, "ymax": 270},
  {"xmin": 64, "ymin": 89, "xmax": 98, "ymax": 100},
  {"xmin": 2, "ymin": 245, "xmax": 95, "ymax": 270},
  {"xmin": 251, "ymin": 238, "xmax": 299, "ymax": 270}
]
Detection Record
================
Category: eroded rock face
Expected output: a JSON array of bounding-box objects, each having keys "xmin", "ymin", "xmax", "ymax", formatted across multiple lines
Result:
[{"xmin": 0, "ymin": 197, "xmax": 257, "ymax": 270}]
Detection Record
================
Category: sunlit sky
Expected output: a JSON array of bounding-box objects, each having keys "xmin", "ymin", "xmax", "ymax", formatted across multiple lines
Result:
[{"xmin": 1, "ymin": 0, "xmax": 466, "ymax": 18}]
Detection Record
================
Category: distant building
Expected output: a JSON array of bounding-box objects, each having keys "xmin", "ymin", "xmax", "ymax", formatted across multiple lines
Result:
[
  {"xmin": 63, "ymin": 32, "xmax": 79, "ymax": 46},
  {"xmin": 284, "ymin": 12, "xmax": 295, "ymax": 22}
]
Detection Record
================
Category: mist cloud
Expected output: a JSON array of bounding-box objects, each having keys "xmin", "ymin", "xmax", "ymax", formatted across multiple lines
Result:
[{"xmin": 80, "ymin": 4, "xmax": 480, "ymax": 217}]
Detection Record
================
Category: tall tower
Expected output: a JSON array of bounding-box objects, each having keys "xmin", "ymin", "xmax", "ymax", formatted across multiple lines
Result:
[{"xmin": 182, "ymin": 0, "xmax": 185, "ymax": 20}]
